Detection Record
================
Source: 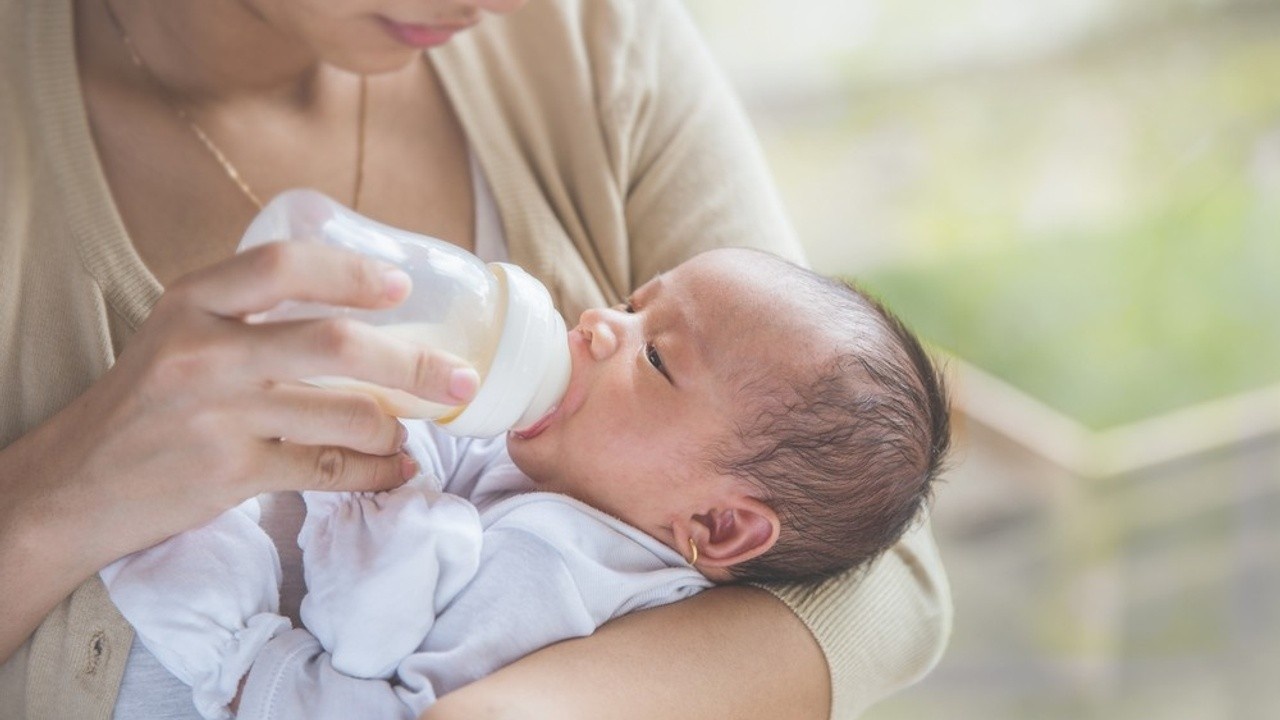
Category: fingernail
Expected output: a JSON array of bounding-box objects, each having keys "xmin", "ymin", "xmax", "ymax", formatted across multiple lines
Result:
[
  {"xmin": 400, "ymin": 452, "xmax": 419, "ymax": 480},
  {"xmin": 382, "ymin": 268, "xmax": 411, "ymax": 302},
  {"xmin": 395, "ymin": 423, "xmax": 408, "ymax": 449},
  {"xmin": 449, "ymin": 367, "xmax": 480, "ymax": 402}
]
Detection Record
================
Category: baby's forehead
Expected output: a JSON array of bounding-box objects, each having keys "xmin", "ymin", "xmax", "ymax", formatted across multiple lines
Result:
[
  {"xmin": 707, "ymin": 304, "xmax": 838, "ymax": 396},
  {"xmin": 674, "ymin": 250, "xmax": 797, "ymax": 313},
  {"xmin": 674, "ymin": 253, "xmax": 834, "ymax": 358}
]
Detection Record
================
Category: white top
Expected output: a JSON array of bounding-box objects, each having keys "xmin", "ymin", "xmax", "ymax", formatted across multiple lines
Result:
[
  {"xmin": 105, "ymin": 422, "xmax": 709, "ymax": 720},
  {"xmin": 471, "ymin": 150, "xmax": 509, "ymax": 264},
  {"xmin": 245, "ymin": 425, "xmax": 709, "ymax": 719},
  {"xmin": 106, "ymin": 420, "xmax": 711, "ymax": 717}
]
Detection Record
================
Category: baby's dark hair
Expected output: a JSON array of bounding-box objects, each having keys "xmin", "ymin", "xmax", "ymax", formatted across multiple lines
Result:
[{"xmin": 710, "ymin": 254, "xmax": 951, "ymax": 585}]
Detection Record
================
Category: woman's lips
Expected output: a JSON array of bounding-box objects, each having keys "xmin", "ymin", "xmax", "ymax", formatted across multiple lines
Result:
[{"xmin": 378, "ymin": 17, "xmax": 471, "ymax": 48}]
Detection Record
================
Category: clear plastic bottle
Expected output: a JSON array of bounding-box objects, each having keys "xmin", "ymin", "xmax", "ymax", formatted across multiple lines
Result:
[{"xmin": 237, "ymin": 189, "xmax": 570, "ymax": 438}]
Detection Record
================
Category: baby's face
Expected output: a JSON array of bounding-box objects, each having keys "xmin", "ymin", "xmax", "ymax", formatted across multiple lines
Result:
[{"xmin": 506, "ymin": 248, "xmax": 825, "ymax": 545}]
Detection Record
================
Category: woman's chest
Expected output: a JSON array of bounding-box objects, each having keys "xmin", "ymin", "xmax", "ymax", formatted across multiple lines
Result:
[{"xmin": 82, "ymin": 61, "xmax": 476, "ymax": 287}]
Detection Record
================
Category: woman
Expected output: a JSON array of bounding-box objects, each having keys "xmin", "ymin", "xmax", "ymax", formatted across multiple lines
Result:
[{"xmin": 0, "ymin": 0, "xmax": 952, "ymax": 717}]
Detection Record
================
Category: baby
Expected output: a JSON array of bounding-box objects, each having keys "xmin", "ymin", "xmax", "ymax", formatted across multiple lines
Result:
[{"xmin": 101, "ymin": 247, "xmax": 950, "ymax": 720}]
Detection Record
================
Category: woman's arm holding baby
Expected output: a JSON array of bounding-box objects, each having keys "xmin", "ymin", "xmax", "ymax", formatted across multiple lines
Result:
[{"xmin": 422, "ymin": 586, "xmax": 829, "ymax": 720}]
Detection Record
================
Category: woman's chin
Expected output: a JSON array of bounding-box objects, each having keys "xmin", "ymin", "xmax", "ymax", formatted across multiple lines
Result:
[
  {"xmin": 343, "ymin": 51, "xmax": 419, "ymax": 76},
  {"xmin": 317, "ymin": 40, "xmax": 423, "ymax": 77}
]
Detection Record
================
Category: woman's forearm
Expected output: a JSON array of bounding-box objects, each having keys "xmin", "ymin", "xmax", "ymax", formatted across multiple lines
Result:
[
  {"xmin": 422, "ymin": 585, "xmax": 830, "ymax": 720},
  {"xmin": 0, "ymin": 521, "xmax": 90, "ymax": 664},
  {"xmin": 0, "ymin": 424, "xmax": 110, "ymax": 664}
]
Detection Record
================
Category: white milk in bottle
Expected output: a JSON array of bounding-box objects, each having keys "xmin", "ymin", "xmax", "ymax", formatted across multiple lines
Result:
[{"xmin": 237, "ymin": 189, "xmax": 571, "ymax": 438}]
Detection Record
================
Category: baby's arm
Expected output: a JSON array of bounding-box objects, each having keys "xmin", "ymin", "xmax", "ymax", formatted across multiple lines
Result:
[
  {"xmin": 237, "ymin": 494, "xmax": 707, "ymax": 719},
  {"xmin": 284, "ymin": 421, "xmax": 514, "ymax": 682},
  {"xmin": 232, "ymin": 485, "xmax": 486, "ymax": 720},
  {"xmin": 393, "ymin": 495, "xmax": 712, "ymax": 715},
  {"xmin": 297, "ymin": 483, "xmax": 482, "ymax": 680},
  {"xmin": 239, "ymin": 522, "xmax": 604, "ymax": 719},
  {"xmin": 99, "ymin": 499, "xmax": 290, "ymax": 720},
  {"xmin": 401, "ymin": 419, "xmax": 534, "ymax": 503}
]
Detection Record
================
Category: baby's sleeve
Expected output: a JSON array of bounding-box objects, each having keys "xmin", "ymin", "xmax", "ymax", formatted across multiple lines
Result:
[
  {"xmin": 236, "ymin": 521, "xmax": 585, "ymax": 720},
  {"xmin": 297, "ymin": 485, "xmax": 482, "ymax": 680},
  {"xmin": 401, "ymin": 419, "xmax": 533, "ymax": 502},
  {"xmin": 390, "ymin": 526, "xmax": 593, "ymax": 713},
  {"xmin": 392, "ymin": 496, "xmax": 711, "ymax": 715},
  {"xmin": 99, "ymin": 500, "xmax": 291, "ymax": 720},
  {"xmin": 233, "ymin": 630, "xmax": 416, "ymax": 720}
]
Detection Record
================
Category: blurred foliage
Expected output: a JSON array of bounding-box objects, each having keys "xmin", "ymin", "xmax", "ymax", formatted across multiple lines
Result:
[
  {"xmin": 686, "ymin": 5, "xmax": 1280, "ymax": 718},
  {"xmin": 697, "ymin": 2, "xmax": 1280, "ymax": 428},
  {"xmin": 863, "ymin": 173, "xmax": 1280, "ymax": 429}
]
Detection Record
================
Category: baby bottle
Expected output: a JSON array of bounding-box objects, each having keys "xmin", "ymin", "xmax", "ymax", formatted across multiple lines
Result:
[{"xmin": 237, "ymin": 189, "xmax": 571, "ymax": 438}]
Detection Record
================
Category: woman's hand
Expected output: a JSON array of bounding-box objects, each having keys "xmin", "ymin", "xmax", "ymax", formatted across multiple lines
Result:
[{"xmin": 0, "ymin": 242, "xmax": 479, "ymax": 663}]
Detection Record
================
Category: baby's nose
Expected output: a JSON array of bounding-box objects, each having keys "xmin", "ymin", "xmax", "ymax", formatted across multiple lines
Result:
[{"xmin": 578, "ymin": 308, "xmax": 620, "ymax": 361}]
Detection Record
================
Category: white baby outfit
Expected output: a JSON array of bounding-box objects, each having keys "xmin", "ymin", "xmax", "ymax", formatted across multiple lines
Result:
[{"xmin": 100, "ymin": 423, "xmax": 710, "ymax": 720}]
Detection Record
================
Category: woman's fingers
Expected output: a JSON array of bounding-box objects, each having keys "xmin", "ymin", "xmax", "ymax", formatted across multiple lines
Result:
[
  {"xmin": 244, "ymin": 318, "xmax": 480, "ymax": 405},
  {"xmin": 247, "ymin": 385, "xmax": 408, "ymax": 456},
  {"xmin": 259, "ymin": 441, "xmax": 416, "ymax": 495},
  {"xmin": 149, "ymin": 242, "xmax": 480, "ymax": 408},
  {"xmin": 93, "ymin": 244, "xmax": 469, "ymax": 504},
  {"xmin": 173, "ymin": 241, "xmax": 412, "ymax": 319}
]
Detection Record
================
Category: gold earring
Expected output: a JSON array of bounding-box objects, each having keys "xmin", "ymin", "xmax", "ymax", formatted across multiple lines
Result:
[{"xmin": 688, "ymin": 538, "xmax": 699, "ymax": 565}]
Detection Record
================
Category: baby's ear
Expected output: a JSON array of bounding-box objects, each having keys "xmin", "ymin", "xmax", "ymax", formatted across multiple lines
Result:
[{"xmin": 689, "ymin": 497, "xmax": 779, "ymax": 570}]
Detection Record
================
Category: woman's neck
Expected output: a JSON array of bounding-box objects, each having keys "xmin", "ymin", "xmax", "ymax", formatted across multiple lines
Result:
[{"xmin": 104, "ymin": 0, "xmax": 322, "ymax": 104}]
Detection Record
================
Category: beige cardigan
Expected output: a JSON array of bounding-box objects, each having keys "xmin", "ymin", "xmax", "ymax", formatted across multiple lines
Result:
[{"xmin": 0, "ymin": 0, "xmax": 952, "ymax": 717}]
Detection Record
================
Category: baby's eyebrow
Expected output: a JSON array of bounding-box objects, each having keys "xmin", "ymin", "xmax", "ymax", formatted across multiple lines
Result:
[{"xmin": 633, "ymin": 272, "xmax": 666, "ymax": 302}]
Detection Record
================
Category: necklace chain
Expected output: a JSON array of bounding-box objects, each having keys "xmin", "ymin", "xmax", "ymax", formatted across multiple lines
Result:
[{"xmin": 102, "ymin": 0, "xmax": 367, "ymax": 211}]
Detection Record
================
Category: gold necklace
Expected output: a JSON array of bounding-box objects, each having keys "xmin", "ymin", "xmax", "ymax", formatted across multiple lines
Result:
[{"xmin": 102, "ymin": 0, "xmax": 367, "ymax": 211}]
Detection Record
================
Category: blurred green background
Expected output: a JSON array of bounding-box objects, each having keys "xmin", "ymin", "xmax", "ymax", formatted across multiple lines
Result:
[{"xmin": 686, "ymin": 0, "xmax": 1280, "ymax": 718}]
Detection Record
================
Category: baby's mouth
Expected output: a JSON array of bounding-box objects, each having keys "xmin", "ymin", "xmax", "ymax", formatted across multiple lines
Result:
[
  {"xmin": 510, "ymin": 405, "xmax": 558, "ymax": 441},
  {"xmin": 511, "ymin": 328, "xmax": 588, "ymax": 442}
]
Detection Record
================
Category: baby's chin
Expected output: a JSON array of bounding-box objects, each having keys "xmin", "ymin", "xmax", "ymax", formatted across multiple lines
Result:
[{"xmin": 504, "ymin": 439, "xmax": 550, "ymax": 485}]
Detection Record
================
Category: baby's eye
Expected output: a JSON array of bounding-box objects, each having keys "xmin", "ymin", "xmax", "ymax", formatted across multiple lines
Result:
[{"xmin": 645, "ymin": 342, "xmax": 671, "ymax": 381}]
